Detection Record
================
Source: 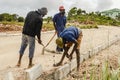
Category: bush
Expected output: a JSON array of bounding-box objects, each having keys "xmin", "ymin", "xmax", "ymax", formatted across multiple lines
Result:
[
  {"xmin": 18, "ymin": 17, "xmax": 24, "ymax": 22},
  {"xmin": 78, "ymin": 25, "xmax": 98, "ymax": 29},
  {"xmin": 42, "ymin": 22, "xmax": 54, "ymax": 31}
]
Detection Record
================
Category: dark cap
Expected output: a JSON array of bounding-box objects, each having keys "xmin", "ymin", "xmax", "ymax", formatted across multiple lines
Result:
[{"xmin": 38, "ymin": 7, "xmax": 48, "ymax": 16}]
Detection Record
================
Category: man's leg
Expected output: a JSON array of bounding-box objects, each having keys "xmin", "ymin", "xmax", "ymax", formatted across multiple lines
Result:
[
  {"xmin": 76, "ymin": 49, "xmax": 80, "ymax": 71},
  {"xmin": 28, "ymin": 36, "xmax": 35, "ymax": 68},
  {"xmin": 69, "ymin": 44, "xmax": 77, "ymax": 61},
  {"xmin": 17, "ymin": 54, "xmax": 23, "ymax": 67},
  {"xmin": 56, "ymin": 31, "xmax": 63, "ymax": 53},
  {"xmin": 54, "ymin": 47, "xmax": 70, "ymax": 66},
  {"xmin": 75, "ymin": 33, "xmax": 82, "ymax": 71},
  {"xmin": 17, "ymin": 34, "xmax": 28, "ymax": 67}
]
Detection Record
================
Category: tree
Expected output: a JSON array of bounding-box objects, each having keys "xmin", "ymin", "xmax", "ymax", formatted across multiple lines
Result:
[
  {"xmin": 12, "ymin": 14, "xmax": 19, "ymax": 21},
  {"xmin": 68, "ymin": 7, "xmax": 77, "ymax": 20},
  {"xmin": 0, "ymin": 13, "xmax": 10, "ymax": 21},
  {"xmin": 18, "ymin": 17, "xmax": 24, "ymax": 22},
  {"xmin": 46, "ymin": 16, "xmax": 52, "ymax": 23},
  {"xmin": 77, "ymin": 8, "xmax": 82, "ymax": 15},
  {"xmin": 116, "ymin": 13, "xmax": 120, "ymax": 21},
  {"xmin": 81, "ymin": 10, "xmax": 86, "ymax": 14},
  {"xmin": 95, "ymin": 11, "xmax": 101, "ymax": 16},
  {"xmin": 0, "ymin": 13, "xmax": 21, "ymax": 22},
  {"xmin": 67, "ymin": 7, "xmax": 120, "ymax": 26}
]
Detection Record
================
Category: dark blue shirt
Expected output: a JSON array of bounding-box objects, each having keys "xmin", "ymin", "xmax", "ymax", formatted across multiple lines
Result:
[
  {"xmin": 53, "ymin": 13, "xmax": 66, "ymax": 33},
  {"xmin": 60, "ymin": 26, "xmax": 80, "ymax": 43}
]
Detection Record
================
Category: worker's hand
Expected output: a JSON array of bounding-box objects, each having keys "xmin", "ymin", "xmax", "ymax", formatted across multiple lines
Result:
[
  {"xmin": 55, "ymin": 31, "xmax": 58, "ymax": 34},
  {"xmin": 38, "ymin": 39, "xmax": 42, "ymax": 44},
  {"xmin": 38, "ymin": 40, "xmax": 44, "ymax": 46},
  {"xmin": 53, "ymin": 62, "xmax": 62, "ymax": 67}
]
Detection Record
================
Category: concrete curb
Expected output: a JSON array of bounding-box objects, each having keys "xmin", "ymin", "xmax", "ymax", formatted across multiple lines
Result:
[
  {"xmin": 0, "ymin": 33, "xmax": 21, "ymax": 37},
  {"xmin": 25, "ymin": 64, "xmax": 42, "ymax": 80},
  {"xmin": 0, "ymin": 31, "xmax": 54, "ymax": 37},
  {"xmin": 5, "ymin": 72, "xmax": 14, "ymax": 80},
  {"xmin": 54, "ymin": 64, "xmax": 70, "ymax": 80}
]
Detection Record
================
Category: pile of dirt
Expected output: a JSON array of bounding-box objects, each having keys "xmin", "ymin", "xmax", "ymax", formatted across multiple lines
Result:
[{"xmin": 0, "ymin": 24, "xmax": 22, "ymax": 32}]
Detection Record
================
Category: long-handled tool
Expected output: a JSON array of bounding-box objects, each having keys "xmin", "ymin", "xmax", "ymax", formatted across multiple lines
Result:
[
  {"xmin": 35, "ymin": 38, "xmax": 44, "ymax": 47},
  {"xmin": 42, "ymin": 32, "xmax": 56, "ymax": 55}
]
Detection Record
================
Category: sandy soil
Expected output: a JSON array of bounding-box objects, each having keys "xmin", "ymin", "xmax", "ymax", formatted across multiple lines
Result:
[
  {"xmin": 65, "ymin": 40, "xmax": 120, "ymax": 80},
  {"xmin": 0, "ymin": 26, "xmax": 120, "ymax": 79}
]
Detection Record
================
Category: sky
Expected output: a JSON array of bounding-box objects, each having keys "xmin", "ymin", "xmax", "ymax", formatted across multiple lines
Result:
[{"xmin": 0, "ymin": 0, "xmax": 120, "ymax": 17}]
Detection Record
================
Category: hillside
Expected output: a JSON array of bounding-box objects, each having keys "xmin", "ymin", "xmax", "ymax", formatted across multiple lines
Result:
[{"xmin": 101, "ymin": 8, "xmax": 120, "ymax": 19}]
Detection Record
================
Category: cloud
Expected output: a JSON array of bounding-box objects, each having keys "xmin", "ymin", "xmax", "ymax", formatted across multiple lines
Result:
[
  {"xmin": 0, "ymin": 0, "xmax": 64, "ymax": 17},
  {"xmin": 96, "ymin": 0, "xmax": 113, "ymax": 11},
  {"xmin": 0, "ymin": 0, "xmax": 119, "ymax": 17},
  {"xmin": 66, "ymin": 0, "xmax": 97, "ymax": 12},
  {"xmin": 63, "ymin": 0, "xmax": 77, "ymax": 10},
  {"xmin": 68, "ymin": 0, "xmax": 113, "ymax": 12},
  {"xmin": 112, "ymin": 0, "xmax": 120, "ymax": 9}
]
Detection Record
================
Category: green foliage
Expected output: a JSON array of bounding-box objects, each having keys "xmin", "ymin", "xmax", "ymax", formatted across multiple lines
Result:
[
  {"xmin": 82, "ymin": 61, "xmax": 120, "ymax": 80},
  {"xmin": 67, "ymin": 7, "xmax": 120, "ymax": 26},
  {"xmin": 44, "ymin": 16, "xmax": 52, "ymax": 24},
  {"xmin": 42, "ymin": 22, "xmax": 54, "ymax": 31},
  {"xmin": 102, "ymin": 61, "xmax": 110, "ymax": 80},
  {"xmin": 18, "ymin": 17, "xmax": 24, "ymax": 22},
  {"xmin": 68, "ymin": 7, "xmax": 78, "ymax": 20},
  {"xmin": 116, "ymin": 13, "xmax": 120, "ymax": 21},
  {"xmin": 101, "ymin": 8, "xmax": 120, "ymax": 19},
  {"xmin": 78, "ymin": 25, "xmax": 98, "ymax": 29},
  {"xmin": 0, "ymin": 13, "xmax": 24, "ymax": 22}
]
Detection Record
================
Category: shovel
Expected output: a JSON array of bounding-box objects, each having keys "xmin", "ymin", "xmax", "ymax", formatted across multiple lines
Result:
[{"xmin": 41, "ymin": 32, "xmax": 57, "ymax": 55}]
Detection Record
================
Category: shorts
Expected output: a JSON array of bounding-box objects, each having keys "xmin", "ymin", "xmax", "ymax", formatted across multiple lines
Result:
[{"xmin": 19, "ymin": 34, "xmax": 35, "ymax": 58}]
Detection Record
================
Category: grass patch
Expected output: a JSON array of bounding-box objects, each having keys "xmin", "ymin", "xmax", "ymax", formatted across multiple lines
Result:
[
  {"xmin": 82, "ymin": 61, "xmax": 120, "ymax": 80},
  {"xmin": 42, "ymin": 22, "xmax": 54, "ymax": 31},
  {"xmin": 78, "ymin": 25, "xmax": 98, "ymax": 29},
  {"xmin": 0, "ymin": 21, "xmax": 99, "ymax": 31},
  {"xmin": 67, "ymin": 23, "xmax": 98, "ymax": 29}
]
